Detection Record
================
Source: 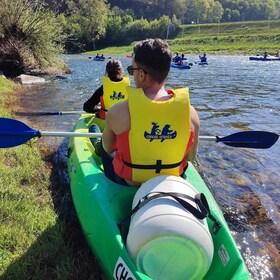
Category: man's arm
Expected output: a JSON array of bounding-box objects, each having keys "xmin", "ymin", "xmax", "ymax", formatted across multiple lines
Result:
[
  {"xmin": 102, "ymin": 108, "xmax": 117, "ymax": 154},
  {"xmin": 186, "ymin": 106, "xmax": 200, "ymax": 162},
  {"xmin": 102, "ymin": 100, "xmax": 129, "ymax": 154}
]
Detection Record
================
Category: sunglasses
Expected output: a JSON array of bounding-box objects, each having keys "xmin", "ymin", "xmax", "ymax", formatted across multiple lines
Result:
[{"xmin": 127, "ymin": 65, "xmax": 148, "ymax": 76}]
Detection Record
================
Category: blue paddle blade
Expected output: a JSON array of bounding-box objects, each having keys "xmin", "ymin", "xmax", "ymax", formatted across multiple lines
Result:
[
  {"xmin": 0, "ymin": 118, "xmax": 40, "ymax": 148},
  {"xmin": 217, "ymin": 131, "xmax": 279, "ymax": 149}
]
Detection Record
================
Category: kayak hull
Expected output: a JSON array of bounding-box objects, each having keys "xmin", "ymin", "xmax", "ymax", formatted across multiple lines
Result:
[
  {"xmin": 88, "ymin": 56, "xmax": 105, "ymax": 61},
  {"xmin": 67, "ymin": 114, "xmax": 250, "ymax": 280},
  {"xmin": 171, "ymin": 63, "xmax": 191, "ymax": 69},
  {"xmin": 249, "ymin": 56, "xmax": 280, "ymax": 61},
  {"xmin": 94, "ymin": 57, "xmax": 105, "ymax": 61},
  {"xmin": 195, "ymin": 61, "xmax": 208, "ymax": 65}
]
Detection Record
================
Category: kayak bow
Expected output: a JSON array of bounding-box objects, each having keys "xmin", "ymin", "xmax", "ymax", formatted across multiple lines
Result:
[{"xmin": 67, "ymin": 114, "xmax": 251, "ymax": 280}]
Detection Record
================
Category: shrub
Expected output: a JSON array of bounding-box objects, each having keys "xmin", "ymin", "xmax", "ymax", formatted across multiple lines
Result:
[{"xmin": 0, "ymin": 0, "xmax": 66, "ymax": 77}]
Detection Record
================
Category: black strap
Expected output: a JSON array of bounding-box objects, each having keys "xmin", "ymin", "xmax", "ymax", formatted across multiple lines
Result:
[
  {"xmin": 118, "ymin": 191, "xmax": 221, "ymax": 241},
  {"xmin": 100, "ymin": 108, "xmax": 108, "ymax": 112},
  {"xmin": 123, "ymin": 159, "xmax": 182, "ymax": 173}
]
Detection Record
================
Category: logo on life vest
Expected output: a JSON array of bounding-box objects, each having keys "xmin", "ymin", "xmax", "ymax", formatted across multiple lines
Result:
[
  {"xmin": 144, "ymin": 122, "xmax": 177, "ymax": 142},
  {"xmin": 110, "ymin": 91, "xmax": 125, "ymax": 100}
]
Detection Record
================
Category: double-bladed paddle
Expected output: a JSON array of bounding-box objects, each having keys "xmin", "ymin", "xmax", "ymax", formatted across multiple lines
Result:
[{"xmin": 0, "ymin": 117, "xmax": 278, "ymax": 149}]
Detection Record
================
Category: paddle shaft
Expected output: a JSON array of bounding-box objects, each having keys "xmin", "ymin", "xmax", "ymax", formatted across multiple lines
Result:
[
  {"xmin": 15, "ymin": 110, "xmax": 88, "ymax": 116},
  {"xmin": 40, "ymin": 131, "xmax": 102, "ymax": 138},
  {"xmin": 199, "ymin": 136, "xmax": 218, "ymax": 142},
  {"xmin": 195, "ymin": 48, "xmax": 201, "ymax": 55}
]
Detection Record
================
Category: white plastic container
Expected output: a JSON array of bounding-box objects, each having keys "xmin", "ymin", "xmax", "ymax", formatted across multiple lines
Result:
[{"xmin": 126, "ymin": 175, "xmax": 214, "ymax": 280}]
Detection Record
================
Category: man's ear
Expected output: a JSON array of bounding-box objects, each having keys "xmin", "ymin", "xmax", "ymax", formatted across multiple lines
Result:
[{"xmin": 140, "ymin": 70, "xmax": 145, "ymax": 81}]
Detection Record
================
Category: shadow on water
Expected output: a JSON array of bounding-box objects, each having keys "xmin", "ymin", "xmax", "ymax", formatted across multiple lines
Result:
[
  {"xmin": 223, "ymin": 191, "xmax": 280, "ymax": 278},
  {"xmin": 196, "ymin": 143, "xmax": 280, "ymax": 279},
  {"xmin": 1, "ymin": 139, "xmax": 102, "ymax": 280}
]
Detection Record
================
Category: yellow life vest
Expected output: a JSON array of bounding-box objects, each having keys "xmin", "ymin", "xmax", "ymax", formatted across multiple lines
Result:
[
  {"xmin": 99, "ymin": 75, "xmax": 130, "ymax": 119},
  {"xmin": 113, "ymin": 87, "xmax": 193, "ymax": 183}
]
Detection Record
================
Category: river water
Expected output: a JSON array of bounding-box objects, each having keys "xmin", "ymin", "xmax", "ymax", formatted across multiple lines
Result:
[{"xmin": 18, "ymin": 54, "xmax": 280, "ymax": 279}]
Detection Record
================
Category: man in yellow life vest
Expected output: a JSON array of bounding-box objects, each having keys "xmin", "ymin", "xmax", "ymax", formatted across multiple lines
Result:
[
  {"xmin": 83, "ymin": 59, "xmax": 130, "ymax": 119},
  {"xmin": 99, "ymin": 38, "xmax": 200, "ymax": 187}
]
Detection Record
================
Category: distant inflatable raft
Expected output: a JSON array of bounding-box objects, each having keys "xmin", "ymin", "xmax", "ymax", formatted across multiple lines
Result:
[
  {"xmin": 249, "ymin": 56, "xmax": 280, "ymax": 61},
  {"xmin": 88, "ymin": 56, "xmax": 105, "ymax": 61},
  {"xmin": 171, "ymin": 62, "xmax": 191, "ymax": 69},
  {"xmin": 93, "ymin": 57, "xmax": 105, "ymax": 61}
]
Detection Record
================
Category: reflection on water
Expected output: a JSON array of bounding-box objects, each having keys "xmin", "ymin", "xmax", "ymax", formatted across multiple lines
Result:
[{"xmin": 18, "ymin": 54, "xmax": 280, "ymax": 279}]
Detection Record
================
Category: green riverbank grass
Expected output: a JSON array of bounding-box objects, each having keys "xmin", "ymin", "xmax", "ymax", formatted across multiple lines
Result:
[
  {"xmin": 0, "ymin": 77, "xmax": 101, "ymax": 279},
  {"xmin": 168, "ymin": 20, "xmax": 280, "ymax": 54},
  {"xmin": 87, "ymin": 20, "xmax": 280, "ymax": 55},
  {"xmin": 0, "ymin": 77, "xmax": 18, "ymax": 117}
]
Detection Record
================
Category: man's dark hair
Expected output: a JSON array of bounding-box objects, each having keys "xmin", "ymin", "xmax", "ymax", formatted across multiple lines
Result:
[{"xmin": 133, "ymin": 38, "xmax": 171, "ymax": 83}]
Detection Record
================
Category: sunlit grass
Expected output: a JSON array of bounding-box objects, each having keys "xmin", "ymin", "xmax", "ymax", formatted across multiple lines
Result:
[
  {"xmin": 90, "ymin": 20, "xmax": 280, "ymax": 55},
  {"xmin": 0, "ymin": 77, "xmax": 15, "ymax": 94},
  {"xmin": 0, "ymin": 78, "xmax": 102, "ymax": 279}
]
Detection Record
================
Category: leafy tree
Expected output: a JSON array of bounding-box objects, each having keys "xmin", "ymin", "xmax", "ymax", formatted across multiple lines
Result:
[
  {"xmin": 230, "ymin": 9, "xmax": 241, "ymax": 21},
  {"xmin": 259, "ymin": 0, "xmax": 278, "ymax": 20},
  {"xmin": 207, "ymin": 0, "xmax": 224, "ymax": 23},
  {"xmin": 219, "ymin": 0, "xmax": 280, "ymax": 21},
  {"xmin": 276, "ymin": 0, "xmax": 280, "ymax": 16},
  {"xmin": 98, "ymin": 15, "xmax": 178, "ymax": 48},
  {"xmin": 150, "ymin": 15, "xmax": 173, "ymax": 38},
  {"xmin": 67, "ymin": 0, "xmax": 109, "ymax": 50},
  {"xmin": 103, "ymin": 15, "xmax": 124, "ymax": 46},
  {"xmin": 185, "ymin": 0, "xmax": 211, "ymax": 23},
  {"xmin": 125, "ymin": 17, "xmax": 151, "ymax": 43},
  {"xmin": 110, "ymin": 5, "xmax": 135, "ymax": 18},
  {"xmin": 43, "ymin": 0, "xmax": 68, "ymax": 13},
  {"xmin": 151, "ymin": 0, "xmax": 187, "ymax": 19}
]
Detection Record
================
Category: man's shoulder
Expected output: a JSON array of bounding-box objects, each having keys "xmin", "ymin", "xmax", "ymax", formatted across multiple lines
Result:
[
  {"xmin": 108, "ymin": 100, "xmax": 128, "ymax": 117},
  {"xmin": 107, "ymin": 100, "xmax": 130, "ymax": 133}
]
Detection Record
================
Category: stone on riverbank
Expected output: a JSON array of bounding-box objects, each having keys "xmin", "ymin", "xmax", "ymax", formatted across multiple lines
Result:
[
  {"xmin": 14, "ymin": 74, "xmax": 46, "ymax": 85},
  {"xmin": 0, "ymin": 70, "xmax": 6, "ymax": 79}
]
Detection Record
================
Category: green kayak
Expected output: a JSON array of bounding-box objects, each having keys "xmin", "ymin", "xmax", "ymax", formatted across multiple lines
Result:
[{"xmin": 67, "ymin": 114, "xmax": 251, "ymax": 280}]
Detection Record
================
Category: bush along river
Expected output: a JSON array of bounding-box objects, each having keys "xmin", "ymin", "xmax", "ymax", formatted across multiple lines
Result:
[{"xmin": 18, "ymin": 54, "xmax": 280, "ymax": 279}]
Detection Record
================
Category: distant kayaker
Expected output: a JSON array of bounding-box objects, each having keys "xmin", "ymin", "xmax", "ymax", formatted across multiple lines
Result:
[
  {"xmin": 177, "ymin": 53, "xmax": 189, "ymax": 66},
  {"xmin": 97, "ymin": 38, "xmax": 200, "ymax": 187},
  {"xmin": 263, "ymin": 51, "xmax": 268, "ymax": 59},
  {"xmin": 199, "ymin": 53, "xmax": 207, "ymax": 63},
  {"xmin": 172, "ymin": 52, "xmax": 180, "ymax": 63},
  {"xmin": 83, "ymin": 59, "xmax": 130, "ymax": 119}
]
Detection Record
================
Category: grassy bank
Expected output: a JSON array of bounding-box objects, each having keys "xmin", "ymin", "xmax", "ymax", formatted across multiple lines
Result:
[
  {"xmin": 86, "ymin": 20, "xmax": 280, "ymax": 55},
  {"xmin": 0, "ymin": 77, "xmax": 101, "ymax": 279}
]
